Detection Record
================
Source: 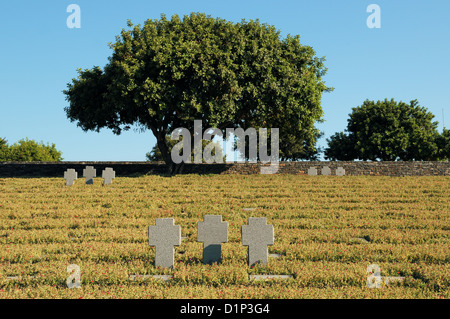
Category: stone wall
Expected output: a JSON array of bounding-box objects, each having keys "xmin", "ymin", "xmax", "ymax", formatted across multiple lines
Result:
[{"xmin": 0, "ymin": 161, "xmax": 449, "ymax": 177}]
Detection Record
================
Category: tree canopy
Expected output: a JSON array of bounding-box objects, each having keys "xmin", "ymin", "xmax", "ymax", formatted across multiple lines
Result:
[
  {"xmin": 146, "ymin": 135, "xmax": 225, "ymax": 163},
  {"xmin": 0, "ymin": 137, "xmax": 9, "ymax": 161},
  {"xmin": 324, "ymin": 99, "xmax": 446, "ymax": 161},
  {"xmin": 64, "ymin": 12, "xmax": 331, "ymax": 172},
  {"xmin": 435, "ymin": 128, "xmax": 450, "ymax": 160}
]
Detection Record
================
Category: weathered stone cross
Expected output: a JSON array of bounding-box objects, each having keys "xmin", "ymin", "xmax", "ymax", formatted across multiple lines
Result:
[
  {"xmin": 321, "ymin": 166, "xmax": 331, "ymax": 175},
  {"xmin": 102, "ymin": 167, "xmax": 115, "ymax": 185},
  {"xmin": 241, "ymin": 217, "xmax": 274, "ymax": 266},
  {"xmin": 336, "ymin": 166, "xmax": 346, "ymax": 176},
  {"xmin": 148, "ymin": 218, "xmax": 181, "ymax": 269},
  {"xmin": 197, "ymin": 215, "xmax": 228, "ymax": 264},
  {"xmin": 82, "ymin": 166, "xmax": 96, "ymax": 185},
  {"xmin": 64, "ymin": 169, "xmax": 77, "ymax": 186}
]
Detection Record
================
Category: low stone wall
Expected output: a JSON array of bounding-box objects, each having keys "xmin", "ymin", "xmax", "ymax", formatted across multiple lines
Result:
[{"xmin": 0, "ymin": 161, "xmax": 449, "ymax": 177}]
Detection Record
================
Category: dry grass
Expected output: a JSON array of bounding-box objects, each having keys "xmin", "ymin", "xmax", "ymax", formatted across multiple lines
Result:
[{"xmin": 0, "ymin": 174, "xmax": 448, "ymax": 298}]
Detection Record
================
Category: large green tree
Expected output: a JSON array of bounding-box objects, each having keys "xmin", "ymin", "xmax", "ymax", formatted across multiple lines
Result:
[
  {"xmin": 64, "ymin": 13, "xmax": 331, "ymax": 173},
  {"xmin": 324, "ymin": 99, "xmax": 442, "ymax": 161}
]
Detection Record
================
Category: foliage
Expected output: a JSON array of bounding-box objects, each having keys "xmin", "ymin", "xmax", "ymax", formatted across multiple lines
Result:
[
  {"xmin": 0, "ymin": 137, "xmax": 10, "ymax": 161},
  {"xmin": 325, "ymin": 99, "xmax": 441, "ymax": 161},
  {"xmin": 63, "ymin": 13, "xmax": 331, "ymax": 172},
  {"xmin": 0, "ymin": 175, "xmax": 448, "ymax": 298},
  {"xmin": 234, "ymin": 129, "xmax": 323, "ymax": 162},
  {"xmin": 435, "ymin": 128, "xmax": 450, "ymax": 161},
  {"xmin": 0, "ymin": 138, "xmax": 63, "ymax": 162},
  {"xmin": 146, "ymin": 135, "xmax": 225, "ymax": 162},
  {"xmin": 324, "ymin": 132, "xmax": 357, "ymax": 161}
]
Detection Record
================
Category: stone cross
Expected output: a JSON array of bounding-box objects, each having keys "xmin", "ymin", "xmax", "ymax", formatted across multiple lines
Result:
[
  {"xmin": 64, "ymin": 169, "xmax": 77, "ymax": 186},
  {"xmin": 148, "ymin": 218, "xmax": 181, "ymax": 269},
  {"xmin": 307, "ymin": 167, "xmax": 317, "ymax": 176},
  {"xmin": 102, "ymin": 167, "xmax": 116, "ymax": 185},
  {"xmin": 83, "ymin": 166, "xmax": 96, "ymax": 185},
  {"xmin": 336, "ymin": 166, "xmax": 346, "ymax": 176},
  {"xmin": 197, "ymin": 215, "xmax": 228, "ymax": 265},
  {"xmin": 321, "ymin": 166, "xmax": 331, "ymax": 175},
  {"xmin": 241, "ymin": 217, "xmax": 274, "ymax": 266}
]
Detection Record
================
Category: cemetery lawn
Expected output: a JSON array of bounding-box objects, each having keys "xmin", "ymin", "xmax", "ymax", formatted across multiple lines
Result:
[{"xmin": 0, "ymin": 174, "xmax": 448, "ymax": 299}]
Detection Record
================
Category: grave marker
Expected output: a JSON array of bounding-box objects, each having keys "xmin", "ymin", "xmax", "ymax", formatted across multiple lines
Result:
[
  {"xmin": 250, "ymin": 275, "xmax": 292, "ymax": 281},
  {"xmin": 307, "ymin": 167, "xmax": 317, "ymax": 176},
  {"xmin": 366, "ymin": 264, "xmax": 406, "ymax": 288},
  {"xmin": 336, "ymin": 166, "xmax": 346, "ymax": 176},
  {"xmin": 321, "ymin": 166, "xmax": 331, "ymax": 175},
  {"xmin": 149, "ymin": 218, "xmax": 181, "ymax": 269},
  {"xmin": 197, "ymin": 215, "xmax": 228, "ymax": 264},
  {"xmin": 64, "ymin": 169, "xmax": 77, "ymax": 186},
  {"xmin": 102, "ymin": 167, "xmax": 116, "ymax": 185},
  {"xmin": 129, "ymin": 274, "xmax": 173, "ymax": 282},
  {"xmin": 242, "ymin": 217, "xmax": 274, "ymax": 266},
  {"xmin": 83, "ymin": 166, "xmax": 96, "ymax": 185}
]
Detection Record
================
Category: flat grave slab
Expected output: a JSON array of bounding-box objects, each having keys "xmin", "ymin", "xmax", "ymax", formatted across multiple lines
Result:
[
  {"xmin": 129, "ymin": 274, "xmax": 173, "ymax": 282},
  {"xmin": 351, "ymin": 237, "xmax": 370, "ymax": 244},
  {"xmin": 249, "ymin": 275, "xmax": 293, "ymax": 281},
  {"xmin": 383, "ymin": 276, "xmax": 405, "ymax": 284},
  {"xmin": 6, "ymin": 275, "xmax": 37, "ymax": 280}
]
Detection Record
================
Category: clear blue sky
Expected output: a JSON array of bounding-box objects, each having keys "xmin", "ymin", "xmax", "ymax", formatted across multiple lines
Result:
[{"xmin": 1, "ymin": 0, "xmax": 449, "ymax": 161}]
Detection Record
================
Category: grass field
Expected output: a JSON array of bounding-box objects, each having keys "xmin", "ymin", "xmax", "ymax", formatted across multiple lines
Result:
[{"xmin": 0, "ymin": 174, "xmax": 448, "ymax": 299}]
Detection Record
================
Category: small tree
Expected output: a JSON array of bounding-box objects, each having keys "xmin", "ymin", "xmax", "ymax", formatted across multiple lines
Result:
[
  {"xmin": 325, "ymin": 99, "xmax": 440, "ymax": 161},
  {"xmin": 7, "ymin": 138, "xmax": 63, "ymax": 162},
  {"xmin": 435, "ymin": 128, "xmax": 450, "ymax": 161},
  {"xmin": 0, "ymin": 137, "xmax": 10, "ymax": 161}
]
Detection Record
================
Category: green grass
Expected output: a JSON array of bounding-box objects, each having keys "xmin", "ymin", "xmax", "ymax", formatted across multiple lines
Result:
[{"xmin": 0, "ymin": 175, "xmax": 448, "ymax": 298}]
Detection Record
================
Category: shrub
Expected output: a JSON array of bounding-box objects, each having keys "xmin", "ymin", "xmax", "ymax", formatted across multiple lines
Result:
[
  {"xmin": 0, "ymin": 137, "xmax": 10, "ymax": 161},
  {"xmin": 3, "ymin": 138, "xmax": 63, "ymax": 162}
]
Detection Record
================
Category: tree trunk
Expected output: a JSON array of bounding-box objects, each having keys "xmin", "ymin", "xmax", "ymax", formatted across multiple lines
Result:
[
  {"xmin": 156, "ymin": 134, "xmax": 185, "ymax": 175},
  {"xmin": 164, "ymin": 160, "xmax": 185, "ymax": 175}
]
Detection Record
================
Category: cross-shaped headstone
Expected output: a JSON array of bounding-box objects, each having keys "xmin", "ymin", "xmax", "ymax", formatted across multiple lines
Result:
[
  {"xmin": 197, "ymin": 215, "xmax": 228, "ymax": 265},
  {"xmin": 241, "ymin": 217, "xmax": 274, "ymax": 266},
  {"xmin": 307, "ymin": 167, "xmax": 317, "ymax": 176},
  {"xmin": 321, "ymin": 166, "xmax": 331, "ymax": 175},
  {"xmin": 83, "ymin": 166, "xmax": 96, "ymax": 185},
  {"xmin": 64, "ymin": 169, "xmax": 77, "ymax": 186},
  {"xmin": 336, "ymin": 166, "xmax": 345, "ymax": 176},
  {"xmin": 102, "ymin": 167, "xmax": 116, "ymax": 185},
  {"xmin": 148, "ymin": 218, "xmax": 181, "ymax": 269}
]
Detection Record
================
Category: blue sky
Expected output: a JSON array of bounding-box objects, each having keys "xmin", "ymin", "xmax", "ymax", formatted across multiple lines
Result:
[{"xmin": 0, "ymin": 0, "xmax": 449, "ymax": 161}]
